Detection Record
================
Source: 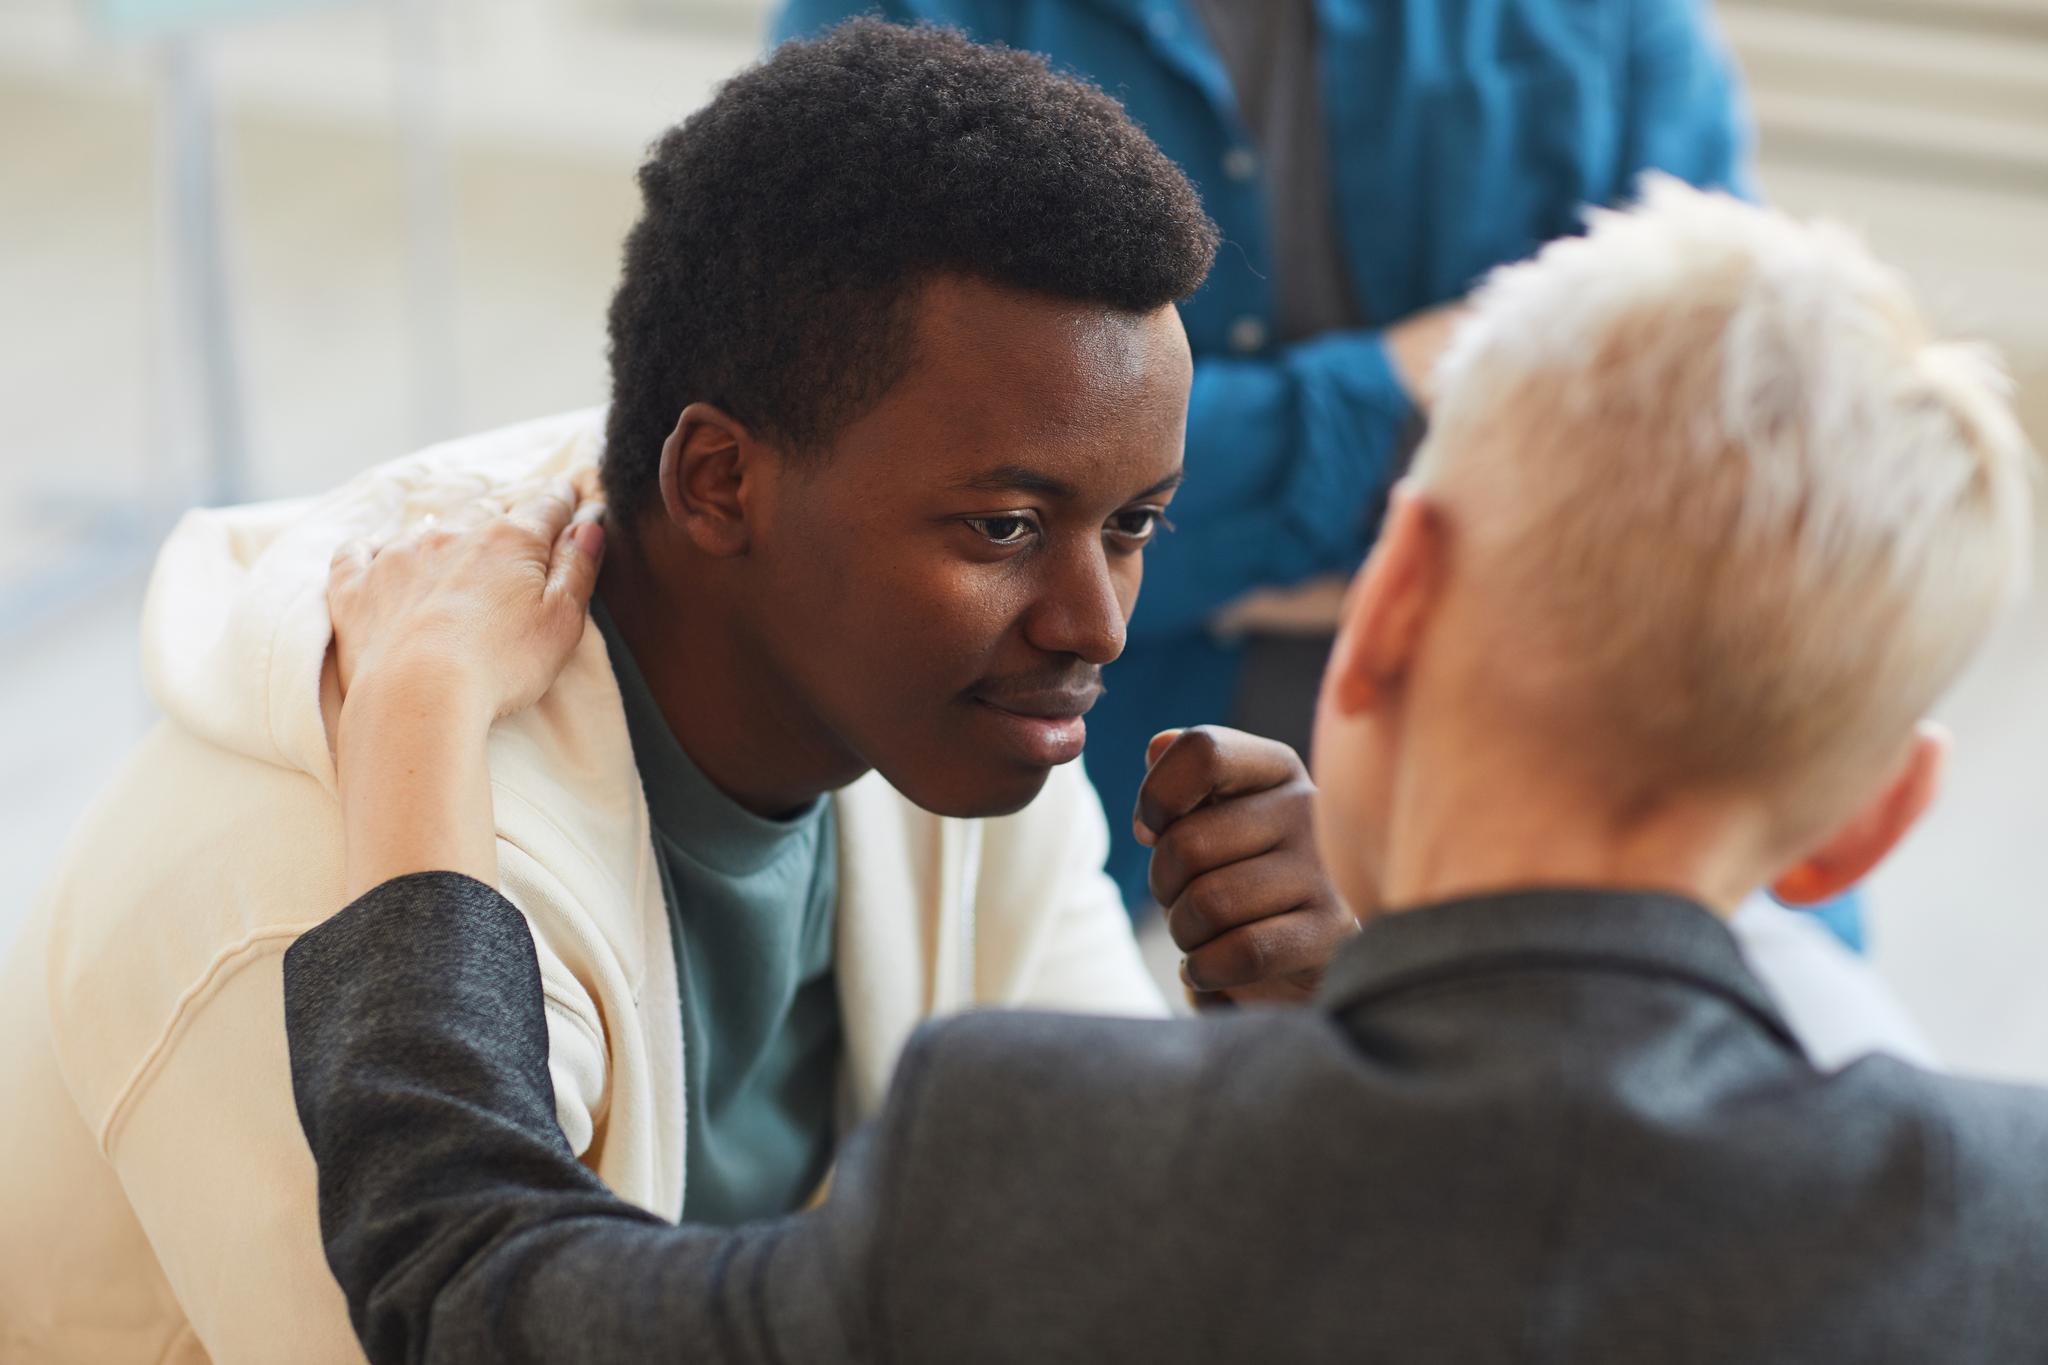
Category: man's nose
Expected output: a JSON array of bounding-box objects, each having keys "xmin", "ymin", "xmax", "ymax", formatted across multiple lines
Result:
[{"xmin": 1024, "ymin": 544, "xmax": 1128, "ymax": 665}]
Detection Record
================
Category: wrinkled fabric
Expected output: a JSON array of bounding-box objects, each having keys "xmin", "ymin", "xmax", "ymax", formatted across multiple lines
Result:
[{"xmin": 0, "ymin": 409, "xmax": 1161, "ymax": 1364}]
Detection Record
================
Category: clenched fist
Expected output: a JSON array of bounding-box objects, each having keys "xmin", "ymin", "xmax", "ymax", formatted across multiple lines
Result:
[{"xmin": 1135, "ymin": 726, "xmax": 1357, "ymax": 1007}]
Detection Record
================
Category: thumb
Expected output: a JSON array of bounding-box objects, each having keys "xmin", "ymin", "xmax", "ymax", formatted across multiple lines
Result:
[
  {"xmin": 547, "ymin": 518, "xmax": 606, "ymax": 614},
  {"xmin": 1146, "ymin": 728, "xmax": 1183, "ymax": 769}
]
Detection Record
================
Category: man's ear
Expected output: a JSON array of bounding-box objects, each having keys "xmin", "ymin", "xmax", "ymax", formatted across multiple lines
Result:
[
  {"xmin": 1326, "ymin": 483, "xmax": 1445, "ymax": 719},
  {"xmin": 657, "ymin": 402, "xmax": 758, "ymax": 558},
  {"xmin": 1771, "ymin": 722, "xmax": 1949, "ymax": 906}
]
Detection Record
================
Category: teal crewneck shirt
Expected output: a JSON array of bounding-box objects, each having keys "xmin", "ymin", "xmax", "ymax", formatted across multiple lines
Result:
[{"xmin": 592, "ymin": 600, "xmax": 841, "ymax": 1226}]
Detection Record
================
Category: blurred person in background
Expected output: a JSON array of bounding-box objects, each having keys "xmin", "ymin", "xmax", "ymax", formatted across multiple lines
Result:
[
  {"xmin": 282, "ymin": 179, "xmax": 2046, "ymax": 1364},
  {"xmin": 0, "ymin": 25, "xmax": 1363, "ymax": 1364},
  {"xmin": 771, "ymin": 0, "xmax": 1873, "ymax": 951}
]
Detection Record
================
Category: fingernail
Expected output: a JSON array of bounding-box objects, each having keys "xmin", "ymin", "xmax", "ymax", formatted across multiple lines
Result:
[
  {"xmin": 574, "ymin": 520, "xmax": 606, "ymax": 557},
  {"xmin": 1178, "ymin": 957, "xmax": 1199, "ymax": 990},
  {"xmin": 1132, "ymin": 816, "xmax": 1155, "ymax": 847}
]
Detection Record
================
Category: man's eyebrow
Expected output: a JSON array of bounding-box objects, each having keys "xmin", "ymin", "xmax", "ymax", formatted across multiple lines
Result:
[
  {"xmin": 954, "ymin": 466, "xmax": 1186, "ymax": 500},
  {"xmin": 955, "ymin": 465, "xmax": 1077, "ymax": 497}
]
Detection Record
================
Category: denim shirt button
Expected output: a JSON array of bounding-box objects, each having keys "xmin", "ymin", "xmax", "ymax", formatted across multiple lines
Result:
[
  {"xmin": 1229, "ymin": 316, "xmax": 1268, "ymax": 354},
  {"xmin": 1222, "ymin": 147, "xmax": 1258, "ymax": 182}
]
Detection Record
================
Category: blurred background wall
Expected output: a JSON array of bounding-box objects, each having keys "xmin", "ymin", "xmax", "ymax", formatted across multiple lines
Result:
[{"xmin": 2, "ymin": 0, "xmax": 2045, "ymax": 1077}]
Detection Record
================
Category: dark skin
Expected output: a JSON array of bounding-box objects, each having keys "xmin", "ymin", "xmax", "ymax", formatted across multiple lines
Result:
[
  {"xmin": 601, "ymin": 273, "xmax": 1352, "ymax": 1003},
  {"xmin": 1138, "ymin": 726, "xmax": 1354, "ymax": 1005}
]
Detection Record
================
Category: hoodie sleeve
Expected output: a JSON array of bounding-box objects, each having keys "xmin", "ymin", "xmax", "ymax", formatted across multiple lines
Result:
[
  {"xmin": 68, "ymin": 908, "xmax": 619, "ymax": 1365},
  {"xmin": 38, "ymin": 740, "xmax": 623, "ymax": 1365},
  {"xmin": 498, "ymin": 862, "xmax": 614, "ymax": 1158},
  {"xmin": 87, "ymin": 939, "xmax": 382, "ymax": 1364}
]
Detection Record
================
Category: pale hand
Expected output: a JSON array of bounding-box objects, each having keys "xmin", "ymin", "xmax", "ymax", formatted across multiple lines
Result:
[
  {"xmin": 325, "ymin": 479, "xmax": 606, "ymax": 900},
  {"xmin": 328, "ymin": 479, "xmax": 606, "ymax": 723}
]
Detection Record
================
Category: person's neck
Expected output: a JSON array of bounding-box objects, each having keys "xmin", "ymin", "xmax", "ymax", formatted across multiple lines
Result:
[
  {"xmin": 597, "ymin": 535, "xmax": 869, "ymax": 819},
  {"xmin": 1377, "ymin": 740, "xmax": 1774, "ymax": 919}
]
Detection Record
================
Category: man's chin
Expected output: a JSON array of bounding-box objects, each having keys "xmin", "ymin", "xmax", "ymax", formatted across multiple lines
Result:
[{"xmin": 884, "ymin": 756, "xmax": 1060, "ymax": 819}]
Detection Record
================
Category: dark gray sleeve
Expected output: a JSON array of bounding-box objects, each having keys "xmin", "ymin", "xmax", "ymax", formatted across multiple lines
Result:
[{"xmin": 282, "ymin": 872, "xmax": 889, "ymax": 1365}]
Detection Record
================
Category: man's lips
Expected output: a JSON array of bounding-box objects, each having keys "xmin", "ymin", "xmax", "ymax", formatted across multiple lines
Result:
[
  {"xmin": 973, "ymin": 684, "xmax": 1104, "ymax": 721},
  {"xmin": 971, "ymin": 682, "xmax": 1102, "ymax": 766}
]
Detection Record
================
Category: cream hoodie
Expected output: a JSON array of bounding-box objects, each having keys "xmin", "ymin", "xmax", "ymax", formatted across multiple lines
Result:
[{"xmin": 0, "ymin": 410, "xmax": 1163, "ymax": 1364}]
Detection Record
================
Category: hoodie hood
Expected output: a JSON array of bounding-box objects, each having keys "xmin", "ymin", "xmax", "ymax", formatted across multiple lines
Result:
[{"xmin": 139, "ymin": 408, "xmax": 607, "ymax": 793}]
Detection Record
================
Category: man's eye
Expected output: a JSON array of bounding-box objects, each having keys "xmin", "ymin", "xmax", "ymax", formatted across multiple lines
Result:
[
  {"xmin": 966, "ymin": 514, "xmax": 1036, "ymax": 546},
  {"xmin": 1108, "ymin": 507, "xmax": 1172, "ymax": 543}
]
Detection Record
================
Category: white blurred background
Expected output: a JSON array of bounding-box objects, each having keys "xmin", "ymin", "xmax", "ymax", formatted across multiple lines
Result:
[{"xmin": 2, "ymin": 0, "xmax": 2045, "ymax": 1078}]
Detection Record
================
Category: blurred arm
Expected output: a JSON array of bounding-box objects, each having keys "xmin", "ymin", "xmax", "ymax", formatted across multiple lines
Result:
[
  {"xmin": 1620, "ymin": 0, "xmax": 1756, "ymax": 195},
  {"xmin": 1136, "ymin": 330, "xmax": 1418, "ymax": 637}
]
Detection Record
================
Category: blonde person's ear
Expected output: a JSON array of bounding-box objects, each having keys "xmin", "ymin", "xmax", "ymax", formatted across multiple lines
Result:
[
  {"xmin": 1771, "ymin": 722, "xmax": 1949, "ymax": 906},
  {"xmin": 1325, "ymin": 483, "xmax": 1444, "ymax": 719}
]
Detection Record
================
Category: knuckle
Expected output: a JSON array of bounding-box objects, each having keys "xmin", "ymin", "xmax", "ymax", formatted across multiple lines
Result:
[
  {"xmin": 1178, "ymin": 880, "xmax": 1231, "ymax": 941},
  {"xmin": 1280, "ymin": 779, "xmax": 1318, "ymax": 825},
  {"xmin": 1181, "ymin": 725, "xmax": 1224, "ymax": 761},
  {"xmin": 1157, "ymin": 824, "xmax": 1211, "ymax": 879},
  {"xmin": 1204, "ymin": 929, "xmax": 1268, "ymax": 988},
  {"xmin": 1177, "ymin": 727, "xmax": 1226, "ymax": 783},
  {"xmin": 1151, "ymin": 838, "xmax": 1194, "ymax": 895},
  {"xmin": 1236, "ymin": 931, "xmax": 1271, "ymax": 982},
  {"xmin": 1145, "ymin": 853, "xmax": 1178, "ymax": 909}
]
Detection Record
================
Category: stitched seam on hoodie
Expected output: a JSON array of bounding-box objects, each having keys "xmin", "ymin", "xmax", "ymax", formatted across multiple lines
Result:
[
  {"xmin": 539, "ymin": 980, "xmax": 607, "ymax": 1056},
  {"xmin": 490, "ymin": 779, "xmax": 647, "ymax": 995},
  {"xmin": 481, "ymin": 811, "xmax": 623, "ymax": 1138},
  {"xmin": 97, "ymin": 927, "xmax": 314, "ymax": 1155},
  {"xmin": 490, "ymin": 780, "xmax": 621, "ymax": 898}
]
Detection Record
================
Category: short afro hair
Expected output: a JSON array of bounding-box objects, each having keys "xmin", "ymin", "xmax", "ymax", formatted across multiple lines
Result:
[{"xmin": 601, "ymin": 18, "xmax": 1219, "ymax": 528}]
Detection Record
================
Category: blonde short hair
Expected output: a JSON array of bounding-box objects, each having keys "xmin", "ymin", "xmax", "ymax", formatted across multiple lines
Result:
[{"xmin": 1411, "ymin": 176, "xmax": 2035, "ymax": 808}]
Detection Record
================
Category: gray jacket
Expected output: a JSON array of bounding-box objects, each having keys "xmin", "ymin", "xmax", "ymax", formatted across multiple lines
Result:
[{"xmin": 283, "ymin": 874, "xmax": 2048, "ymax": 1364}]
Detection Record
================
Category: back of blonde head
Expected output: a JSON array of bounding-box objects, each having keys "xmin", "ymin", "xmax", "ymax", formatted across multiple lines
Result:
[{"xmin": 1411, "ymin": 176, "xmax": 2035, "ymax": 815}]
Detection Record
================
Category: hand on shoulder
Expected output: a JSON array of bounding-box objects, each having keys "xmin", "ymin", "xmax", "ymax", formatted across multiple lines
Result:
[
  {"xmin": 328, "ymin": 476, "xmax": 607, "ymax": 725},
  {"xmin": 323, "ymin": 475, "xmax": 607, "ymax": 899}
]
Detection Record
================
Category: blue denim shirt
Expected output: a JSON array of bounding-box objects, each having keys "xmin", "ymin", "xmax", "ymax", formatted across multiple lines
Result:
[{"xmin": 772, "ymin": 1, "xmax": 1800, "ymax": 921}]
